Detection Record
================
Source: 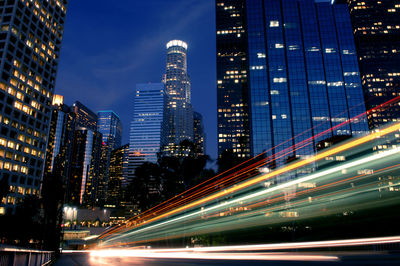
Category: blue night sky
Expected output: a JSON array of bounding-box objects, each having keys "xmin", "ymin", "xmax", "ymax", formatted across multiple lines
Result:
[{"xmin": 55, "ymin": 0, "xmax": 217, "ymax": 158}]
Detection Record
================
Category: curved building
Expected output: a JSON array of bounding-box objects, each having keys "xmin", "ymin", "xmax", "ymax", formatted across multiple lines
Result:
[{"xmin": 163, "ymin": 40, "xmax": 194, "ymax": 154}]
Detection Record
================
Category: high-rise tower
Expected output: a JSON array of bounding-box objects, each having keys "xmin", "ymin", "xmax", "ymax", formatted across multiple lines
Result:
[
  {"xmin": 128, "ymin": 83, "xmax": 168, "ymax": 183},
  {"xmin": 193, "ymin": 111, "xmax": 206, "ymax": 155},
  {"xmin": 216, "ymin": 0, "xmax": 369, "ymax": 164},
  {"xmin": 97, "ymin": 111, "xmax": 122, "ymax": 150},
  {"xmin": 164, "ymin": 40, "xmax": 193, "ymax": 154},
  {"xmin": 97, "ymin": 110, "xmax": 122, "ymax": 206},
  {"xmin": 346, "ymin": 0, "xmax": 400, "ymax": 129},
  {"xmin": 0, "ymin": 0, "xmax": 68, "ymax": 213},
  {"xmin": 44, "ymin": 95, "xmax": 75, "ymax": 202}
]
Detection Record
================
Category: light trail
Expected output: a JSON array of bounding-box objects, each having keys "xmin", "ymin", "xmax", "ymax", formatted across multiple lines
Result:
[
  {"xmin": 90, "ymin": 235, "xmax": 400, "ymax": 263},
  {"xmin": 100, "ymin": 122, "xmax": 400, "ymax": 244},
  {"xmin": 101, "ymin": 96, "xmax": 400, "ymax": 240},
  {"xmin": 99, "ymin": 97, "xmax": 393, "ymax": 239},
  {"xmin": 101, "ymin": 143, "xmax": 400, "ymax": 246},
  {"xmin": 90, "ymin": 251, "xmax": 339, "ymax": 262}
]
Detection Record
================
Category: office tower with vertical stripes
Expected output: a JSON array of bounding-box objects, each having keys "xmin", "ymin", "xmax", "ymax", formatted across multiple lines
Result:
[{"xmin": 216, "ymin": 0, "xmax": 369, "ymax": 165}]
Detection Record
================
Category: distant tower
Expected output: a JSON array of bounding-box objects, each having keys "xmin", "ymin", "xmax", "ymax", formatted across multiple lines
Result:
[
  {"xmin": 97, "ymin": 111, "xmax": 122, "ymax": 206},
  {"xmin": 164, "ymin": 40, "xmax": 194, "ymax": 154},
  {"xmin": 97, "ymin": 111, "xmax": 122, "ymax": 150},
  {"xmin": 68, "ymin": 102, "xmax": 102, "ymax": 207},
  {"xmin": 128, "ymin": 83, "xmax": 168, "ymax": 183},
  {"xmin": 193, "ymin": 111, "xmax": 206, "ymax": 155},
  {"xmin": 106, "ymin": 143, "xmax": 129, "ymax": 206},
  {"xmin": 44, "ymin": 95, "xmax": 75, "ymax": 203}
]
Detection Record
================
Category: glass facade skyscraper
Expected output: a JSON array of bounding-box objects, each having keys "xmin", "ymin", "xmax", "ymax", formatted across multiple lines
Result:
[
  {"xmin": 128, "ymin": 83, "xmax": 167, "ymax": 181},
  {"xmin": 44, "ymin": 95, "xmax": 75, "ymax": 202},
  {"xmin": 216, "ymin": 0, "xmax": 369, "ymax": 163},
  {"xmin": 97, "ymin": 111, "xmax": 122, "ymax": 150},
  {"xmin": 72, "ymin": 101, "xmax": 97, "ymax": 131},
  {"xmin": 68, "ymin": 101, "xmax": 102, "ymax": 207},
  {"xmin": 97, "ymin": 110, "xmax": 122, "ymax": 206},
  {"xmin": 163, "ymin": 40, "xmax": 194, "ymax": 154},
  {"xmin": 0, "ymin": 0, "xmax": 67, "ymax": 213},
  {"xmin": 347, "ymin": 0, "xmax": 400, "ymax": 129}
]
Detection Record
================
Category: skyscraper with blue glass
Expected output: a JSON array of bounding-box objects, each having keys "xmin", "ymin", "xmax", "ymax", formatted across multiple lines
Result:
[
  {"xmin": 97, "ymin": 110, "xmax": 122, "ymax": 205},
  {"xmin": 128, "ymin": 83, "xmax": 168, "ymax": 182},
  {"xmin": 216, "ymin": 0, "xmax": 369, "ymax": 163}
]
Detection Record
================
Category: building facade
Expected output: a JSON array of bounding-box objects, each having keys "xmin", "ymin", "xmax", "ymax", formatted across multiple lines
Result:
[
  {"xmin": 97, "ymin": 110, "xmax": 122, "ymax": 206},
  {"xmin": 128, "ymin": 83, "xmax": 167, "ymax": 182},
  {"xmin": 193, "ymin": 111, "xmax": 206, "ymax": 155},
  {"xmin": 68, "ymin": 127, "xmax": 102, "ymax": 207},
  {"xmin": 216, "ymin": 0, "xmax": 369, "ymax": 164},
  {"xmin": 44, "ymin": 95, "xmax": 75, "ymax": 201},
  {"xmin": 0, "ymin": 0, "xmax": 68, "ymax": 213},
  {"xmin": 72, "ymin": 101, "xmax": 97, "ymax": 131},
  {"xmin": 68, "ymin": 101, "xmax": 102, "ymax": 207},
  {"xmin": 347, "ymin": 0, "xmax": 400, "ymax": 129},
  {"xmin": 163, "ymin": 40, "xmax": 194, "ymax": 154},
  {"xmin": 97, "ymin": 111, "xmax": 122, "ymax": 150},
  {"xmin": 106, "ymin": 143, "xmax": 129, "ymax": 206}
]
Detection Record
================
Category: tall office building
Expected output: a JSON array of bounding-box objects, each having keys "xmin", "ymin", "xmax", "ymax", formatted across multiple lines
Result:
[
  {"xmin": 347, "ymin": 0, "xmax": 400, "ymax": 129},
  {"xmin": 97, "ymin": 110, "xmax": 122, "ymax": 206},
  {"xmin": 163, "ymin": 40, "xmax": 193, "ymax": 154},
  {"xmin": 216, "ymin": 0, "xmax": 369, "ymax": 163},
  {"xmin": 128, "ymin": 83, "xmax": 167, "ymax": 181},
  {"xmin": 106, "ymin": 143, "xmax": 129, "ymax": 206},
  {"xmin": 68, "ymin": 128, "xmax": 102, "ymax": 207},
  {"xmin": 44, "ymin": 95, "xmax": 75, "ymax": 200},
  {"xmin": 97, "ymin": 111, "xmax": 122, "ymax": 150},
  {"xmin": 72, "ymin": 101, "xmax": 97, "ymax": 131},
  {"xmin": 193, "ymin": 111, "xmax": 206, "ymax": 155},
  {"xmin": 0, "ymin": 0, "xmax": 68, "ymax": 213},
  {"xmin": 68, "ymin": 101, "xmax": 102, "ymax": 207}
]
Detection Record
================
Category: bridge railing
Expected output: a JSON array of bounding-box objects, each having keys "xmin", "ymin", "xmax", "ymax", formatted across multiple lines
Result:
[{"xmin": 0, "ymin": 247, "xmax": 54, "ymax": 266}]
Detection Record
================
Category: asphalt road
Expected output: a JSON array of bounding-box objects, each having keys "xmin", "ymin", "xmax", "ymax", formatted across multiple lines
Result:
[{"xmin": 55, "ymin": 252, "xmax": 400, "ymax": 265}]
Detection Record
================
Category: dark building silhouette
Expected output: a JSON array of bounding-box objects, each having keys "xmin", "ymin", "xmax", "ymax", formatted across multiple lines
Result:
[
  {"xmin": 347, "ymin": 0, "xmax": 400, "ymax": 129},
  {"xmin": 106, "ymin": 143, "xmax": 129, "ymax": 206},
  {"xmin": 44, "ymin": 95, "xmax": 75, "ymax": 202},
  {"xmin": 67, "ymin": 102, "xmax": 102, "ymax": 207},
  {"xmin": 193, "ymin": 111, "xmax": 206, "ymax": 155}
]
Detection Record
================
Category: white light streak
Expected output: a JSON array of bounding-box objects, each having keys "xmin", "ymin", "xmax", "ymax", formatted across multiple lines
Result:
[{"xmin": 104, "ymin": 147, "xmax": 400, "ymax": 244}]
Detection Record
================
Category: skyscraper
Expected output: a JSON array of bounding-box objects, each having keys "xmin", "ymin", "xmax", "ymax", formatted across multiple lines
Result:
[
  {"xmin": 193, "ymin": 111, "xmax": 206, "ymax": 155},
  {"xmin": 97, "ymin": 111, "xmax": 122, "ymax": 150},
  {"xmin": 0, "ymin": 0, "xmax": 68, "ymax": 213},
  {"xmin": 128, "ymin": 83, "xmax": 167, "ymax": 182},
  {"xmin": 97, "ymin": 110, "xmax": 122, "ymax": 206},
  {"xmin": 106, "ymin": 143, "xmax": 129, "ymax": 206},
  {"xmin": 72, "ymin": 101, "xmax": 97, "ymax": 131},
  {"xmin": 216, "ymin": 0, "xmax": 369, "ymax": 163},
  {"xmin": 44, "ymin": 95, "xmax": 75, "ymax": 201},
  {"xmin": 68, "ymin": 128, "xmax": 102, "ymax": 207},
  {"xmin": 216, "ymin": 1, "xmax": 250, "ymax": 158},
  {"xmin": 346, "ymin": 0, "xmax": 400, "ymax": 129},
  {"xmin": 164, "ymin": 40, "xmax": 194, "ymax": 154},
  {"xmin": 68, "ymin": 101, "xmax": 102, "ymax": 207}
]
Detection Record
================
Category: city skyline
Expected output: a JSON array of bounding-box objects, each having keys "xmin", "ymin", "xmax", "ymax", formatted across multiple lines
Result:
[{"xmin": 55, "ymin": 0, "xmax": 217, "ymax": 158}]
